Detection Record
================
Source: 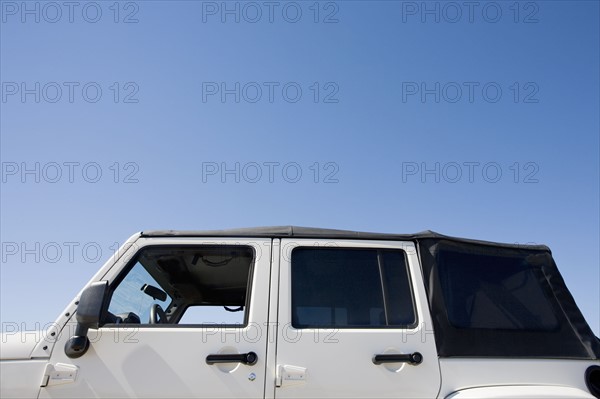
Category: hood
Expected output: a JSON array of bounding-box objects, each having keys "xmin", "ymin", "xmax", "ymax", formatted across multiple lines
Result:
[{"xmin": 0, "ymin": 331, "xmax": 42, "ymax": 360}]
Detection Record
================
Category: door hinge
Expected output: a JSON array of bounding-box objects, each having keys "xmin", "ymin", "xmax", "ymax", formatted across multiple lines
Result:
[
  {"xmin": 40, "ymin": 363, "xmax": 79, "ymax": 387},
  {"xmin": 276, "ymin": 365, "xmax": 307, "ymax": 388}
]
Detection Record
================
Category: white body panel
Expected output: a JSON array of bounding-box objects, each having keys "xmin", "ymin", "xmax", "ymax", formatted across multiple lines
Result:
[
  {"xmin": 39, "ymin": 237, "xmax": 272, "ymax": 398},
  {"xmin": 0, "ymin": 331, "xmax": 39, "ymax": 360},
  {"xmin": 446, "ymin": 385, "xmax": 595, "ymax": 398},
  {"xmin": 438, "ymin": 359, "xmax": 600, "ymax": 398},
  {"xmin": 0, "ymin": 360, "xmax": 47, "ymax": 398},
  {"xmin": 274, "ymin": 239, "xmax": 441, "ymax": 398}
]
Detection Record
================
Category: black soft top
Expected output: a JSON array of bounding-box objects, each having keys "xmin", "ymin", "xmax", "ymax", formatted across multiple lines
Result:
[{"xmin": 142, "ymin": 226, "xmax": 551, "ymax": 251}]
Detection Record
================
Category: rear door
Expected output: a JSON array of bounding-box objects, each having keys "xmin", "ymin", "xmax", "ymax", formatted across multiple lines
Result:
[
  {"xmin": 274, "ymin": 239, "xmax": 441, "ymax": 398},
  {"xmin": 41, "ymin": 237, "xmax": 272, "ymax": 398}
]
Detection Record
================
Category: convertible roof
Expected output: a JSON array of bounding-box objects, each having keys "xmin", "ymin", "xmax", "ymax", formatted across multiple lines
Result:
[{"xmin": 142, "ymin": 226, "xmax": 550, "ymax": 251}]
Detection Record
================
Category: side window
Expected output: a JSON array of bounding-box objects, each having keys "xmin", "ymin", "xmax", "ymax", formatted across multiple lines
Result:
[
  {"xmin": 178, "ymin": 305, "xmax": 245, "ymax": 325},
  {"xmin": 437, "ymin": 250, "xmax": 559, "ymax": 330},
  {"xmin": 106, "ymin": 245, "xmax": 254, "ymax": 326},
  {"xmin": 109, "ymin": 261, "xmax": 171, "ymax": 323},
  {"xmin": 291, "ymin": 247, "xmax": 416, "ymax": 328}
]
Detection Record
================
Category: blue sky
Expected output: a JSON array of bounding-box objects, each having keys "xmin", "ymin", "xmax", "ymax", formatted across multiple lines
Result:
[{"xmin": 1, "ymin": 0, "xmax": 599, "ymax": 335}]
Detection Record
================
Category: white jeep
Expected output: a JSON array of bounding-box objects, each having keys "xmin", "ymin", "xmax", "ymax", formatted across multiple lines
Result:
[{"xmin": 1, "ymin": 227, "xmax": 599, "ymax": 398}]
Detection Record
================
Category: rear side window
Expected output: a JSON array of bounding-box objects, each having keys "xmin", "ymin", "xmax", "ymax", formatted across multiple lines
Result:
[
  {"xmin": 438, "ymin": 250, "xmax": 559, "ymax": 331},
  {"xmin": 291, "ymin": 247, "xmax": 416, "ymax": 328},
  {"xmin": 419, "ymin": 238, "xmax": 600, "ymax": 358}
]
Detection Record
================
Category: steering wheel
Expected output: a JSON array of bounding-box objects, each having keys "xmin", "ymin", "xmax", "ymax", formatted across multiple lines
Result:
[
  {"xmin": 224, "ymin": 305, "xmax": 243, "ymax": 312},
  {"xmin": 149, "ymin": 304, "xmax": 167, "ymax": 324}
]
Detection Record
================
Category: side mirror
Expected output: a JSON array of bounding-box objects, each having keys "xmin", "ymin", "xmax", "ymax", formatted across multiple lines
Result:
[{"xmin": 64, "ymin": 281, "xmax": 110, "ymax": 359}]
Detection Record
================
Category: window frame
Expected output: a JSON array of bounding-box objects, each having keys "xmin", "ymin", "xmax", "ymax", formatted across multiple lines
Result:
[{"xmin": 103, "ymin": 244, "xmax": 256, "ymax": 329}]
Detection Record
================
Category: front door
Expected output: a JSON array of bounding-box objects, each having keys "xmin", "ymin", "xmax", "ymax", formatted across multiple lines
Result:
[
  {"xmin": 274, "ymin": 239, "xmax": 441, "ymax": 398},
  {"xmin": 41, "ymin": 237, "xmax": 272, "ymax": 398}
]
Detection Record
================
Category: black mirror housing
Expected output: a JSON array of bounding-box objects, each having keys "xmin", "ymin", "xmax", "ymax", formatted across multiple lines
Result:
[
  {"xmin": 76, "ymin": 281, "xmax": 110, "ymax": 329},
  {"xmin": 65, "ymin": 281, "xmax": 110, "ymax": 358}
]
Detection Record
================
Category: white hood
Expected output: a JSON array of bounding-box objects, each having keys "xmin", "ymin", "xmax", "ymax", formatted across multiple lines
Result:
[{"xmin": 0, "ymin": 331, "xmax": 43, "ymax": 360}]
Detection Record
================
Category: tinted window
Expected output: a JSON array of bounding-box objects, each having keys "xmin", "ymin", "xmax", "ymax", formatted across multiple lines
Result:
[
  {"xmin": 291, "ymin": 248, "xmax": 415, "ymax": 328},
  {"xmin": 438, "ymin": 250, "xmax": 559, "ymax": 330}
]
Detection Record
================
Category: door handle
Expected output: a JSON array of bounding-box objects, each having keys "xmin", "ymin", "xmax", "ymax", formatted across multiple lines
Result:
[
  {"xmin": 206, "ymin": 351, "xmax": 258, "ymax": 366},
  {"xmin": 372, "ymin": 352, "xmax": 423, "ymax": 365}
]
